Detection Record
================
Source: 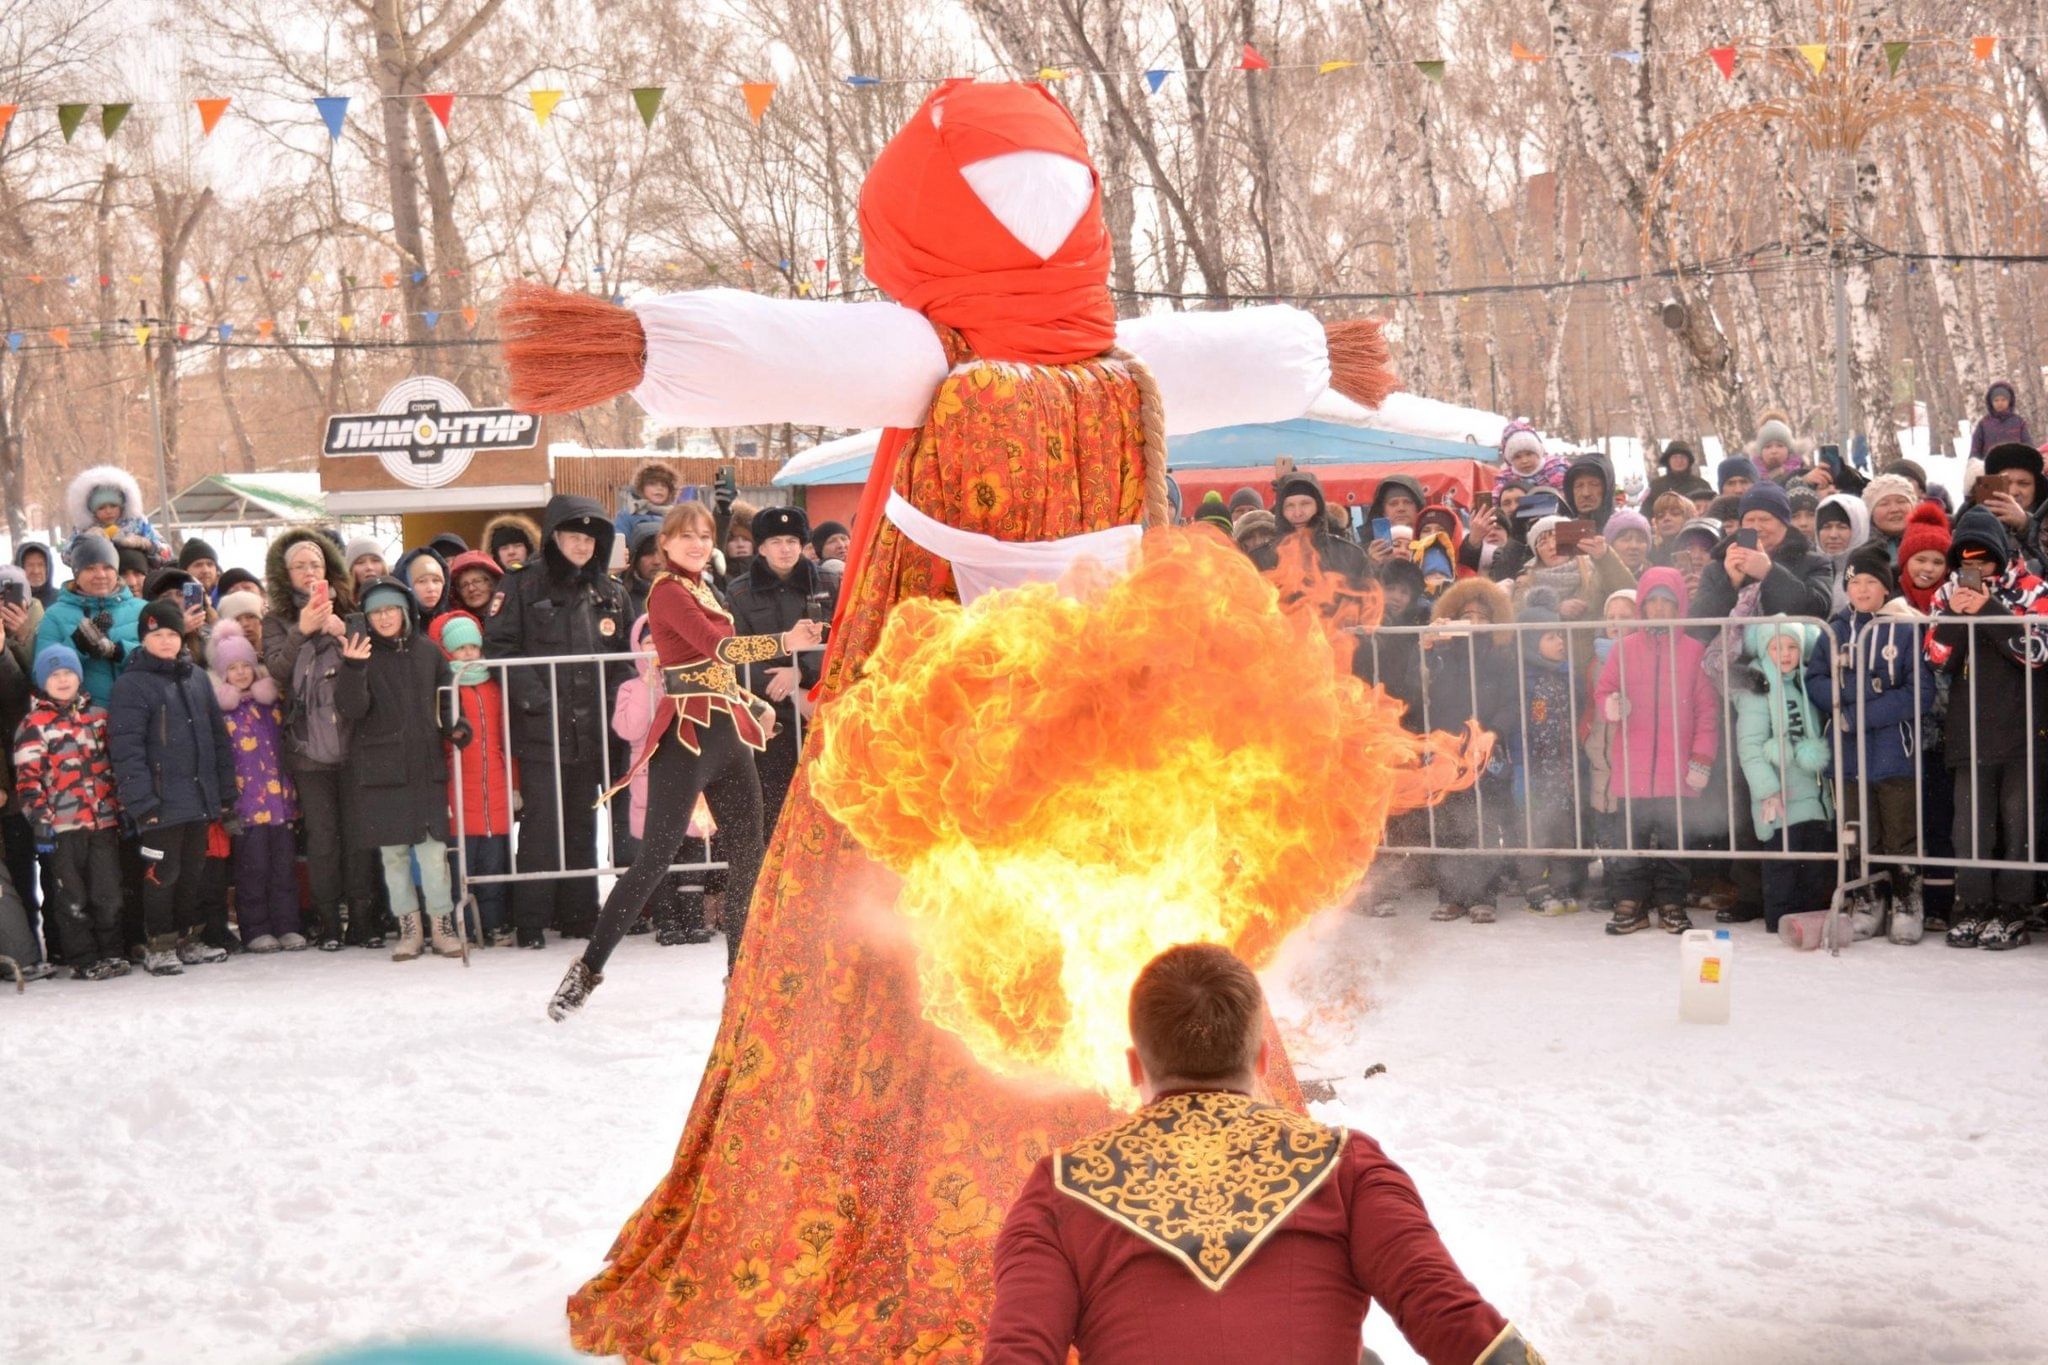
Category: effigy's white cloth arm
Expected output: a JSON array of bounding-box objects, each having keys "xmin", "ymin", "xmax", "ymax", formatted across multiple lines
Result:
[
  {"xmin": 883, "ymin": 491, "xmax": 1143, "ymax": 605},
  {"xmin": 630, "ymin": 289, "xmax": 1332, "ymax": 436}
]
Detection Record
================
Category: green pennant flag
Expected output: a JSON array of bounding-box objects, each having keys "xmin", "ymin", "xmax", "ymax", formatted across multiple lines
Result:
[
  {"xmin": 1415, "ymin": 59, "xmax": 1446, "ymax": 82},
  {"xmin": 100, "ymin": 103, "xmax": 131, "ymax": 140},
  {"xmin": 631, "ymin": 86, "xmax": 664, "ymax": 127},
  {"xmin": 57, "ymin": 103, "xmax": 88, "ymax": 142},
  {"xmin": 1883, "ymin": 41, "xmax": 1909, "ymax": 75},
  {"xmin": 296, "ymin": 318, "xmax": 309, "ymax": 338}
]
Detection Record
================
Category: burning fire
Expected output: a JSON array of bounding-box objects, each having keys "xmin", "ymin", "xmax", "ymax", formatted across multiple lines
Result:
[{"xmin": 811, "ymin": 526, "xmax": 1486, "ymax": 1096}]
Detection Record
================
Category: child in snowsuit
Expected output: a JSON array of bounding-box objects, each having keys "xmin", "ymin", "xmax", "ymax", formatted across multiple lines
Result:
[
  {"xmin": 1733, "ymin": 620, "xmax": 1836, "ymax": 932},
  {"xmin": 335, "ymin": 577, "xmax": 467, "ymax": 961},
  {"xmin": 65, "ymin": 464, "xmax": 169, "ymax": 559},
  {"xmin": 1591, "ymin": 567, "xmax": 1720, "ymax": 935},
  {"xmin": 429, "ymin": 612, "xmax": 516, "ymax": 946},
  {"xmin": 11, "ymin": 644, "xmax": 127, "ymax": 979},
  {"xmin": 1495, "ymin": 418, "xmax": 1567, "ymax": 498},
  {"xmin": 1968, "ymin": 381, "xmax": 2032, "ymax": 465},
  {"xmin": 1925, "ymin": 505, "xmax": 2048, "ymax": 950},
  {"xmin": 1509, "ymin": 595, "xmax": 1587, "ymax": 913},
  {"xmin": 1421, "ymin": 578, "xmax": 1518, "ymax": 924},
  {"xmin": 1806, "ymin": 544, "xmax": 1938, "ymax": 943},
  {"xmin": 207, "ymin": 621, "xmax": 303, "ymax": 952},
  {"xmin": 108, "ymin": 600, "xmax": 238, "ymax": 975},
  {"xmin": 1582, "ymin": 589, "xmax": 1637, "ymax": 910}
]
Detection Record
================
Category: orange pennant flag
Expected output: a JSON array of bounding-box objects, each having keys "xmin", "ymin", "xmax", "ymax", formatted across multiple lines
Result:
[
  {"xmin": 381, "ymin": 272, "xmax": 397, "ymax": 288},
  {"xmin": 460, "ymin": 305, "xmax": 478, "ymax": 329},
  {"xmin": 420, "ymin": 92, "xmax": 454, "ymax": 130},
  {"xmin": 0, "ymin": 105, "xmax": 17, "ymax": 140},
  {"xmin": 49, "ymin": 326, "xmax": 68, "ymax": 349},
  {"xmin": 1510, "ymin": 41, "xmax": 1546, "ymax": 63},
  {"xmin": 195, "ymin": 98, "xmax": 230, "ymax": 136},
  {"xmin": 256, "ymin": 319, "xmax": 275, "ymax": 339},
  {"xmin": 741, "ymin": 82, "xmax": 775, "ymax": 124},
  {"xmin": 1971, "ymin": 35, "xmax": 1996, "ymax": 62}
]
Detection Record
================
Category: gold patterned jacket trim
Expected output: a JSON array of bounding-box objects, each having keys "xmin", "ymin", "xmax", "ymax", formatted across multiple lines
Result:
[
  {"xmin": 663, "ymin": 659, "xmax": 743, "ymax": 701},
  {"xmin": 1053, "ymin": 1090, "xmax": 1347, "ymax": 1293},
  {"xmin": 715, "ymin": 632, "xmax": 784, "ymax": 667},
  {"xmin": 1476, "ymin": 1323, "xmax": 1545, "ymax": 1365}
]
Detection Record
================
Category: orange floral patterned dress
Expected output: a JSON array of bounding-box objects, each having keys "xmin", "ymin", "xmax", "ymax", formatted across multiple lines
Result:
[{"xmin": 566, "ymin": 338, "xmax": 1303, "ymax": 1362}]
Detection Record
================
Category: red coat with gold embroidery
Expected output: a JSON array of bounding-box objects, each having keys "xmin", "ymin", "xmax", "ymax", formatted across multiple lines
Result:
[
  {"xmin": 643, "ymin": 568, "xmax": 775, "ymax": 755},
  {"xmin": 984, "ymin": 1090, "xmax": 1524, "ymax": 1365}
]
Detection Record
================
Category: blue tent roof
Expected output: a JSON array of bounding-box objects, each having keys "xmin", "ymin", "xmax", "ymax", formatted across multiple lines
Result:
[{"xmin": 775, "ymin": 418, "xmax": 1485, "ymax": 487}]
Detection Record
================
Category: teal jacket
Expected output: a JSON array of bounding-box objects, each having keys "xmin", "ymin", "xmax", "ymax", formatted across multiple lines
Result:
[
  {"xmin": 1732, "ymin": 620, "xmax": 1834, "ymax": 839},
  {"xmin": 35, "ymin": 586, "xmax": 143, "ymax": 703}
]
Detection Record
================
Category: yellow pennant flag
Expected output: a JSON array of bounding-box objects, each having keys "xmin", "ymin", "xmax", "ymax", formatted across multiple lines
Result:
[
  {"xmin": 1035, "ymin": 67, "xmax": 1069, "ymax": 82},
  {"xmin": 529, "ymin": 89, "xmax": 563, "ymax": 127},
  {"xmin": 134, "ymin": 325, "xmax": 151, "ymax": 346},
  {"xmin": 1797, "ymin": 43, "xmax": 1828, "ymax": 74},
  {"xmin": 338, "ymin": 314, "xmax": 354, "ymax": 334},
  {"xmin": 1318, "ymin": 60, "xmax": 1357, "ymax": 75}
]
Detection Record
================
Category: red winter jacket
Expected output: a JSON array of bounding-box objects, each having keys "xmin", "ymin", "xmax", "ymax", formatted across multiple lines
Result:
[
  {"xmin": 429, "ymin": 614, "xmax": 518, "ymax": 837},
  {"xmin": 12, "ymin": 693, "xmax": 120, "ymax": 834}
]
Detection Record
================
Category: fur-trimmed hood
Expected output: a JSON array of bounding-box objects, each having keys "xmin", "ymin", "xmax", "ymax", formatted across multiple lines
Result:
[
  {"xmin": 631, "ymin": 460, "xmax": 681, "ymax": 499},
  {"xmin": 482, "ymin": 512, "xmax": 543, "ymax": 559},
  {"xmin": 64, "ymin": 464, "xmax": 147, "ymax": 534},
  {"xmin": 1430, "ymin": 575, "xmax": 1510, "ymax": 627},
  {"xmin": 264, "ymin": 526, "xmax": 353, "ymax": 613}
]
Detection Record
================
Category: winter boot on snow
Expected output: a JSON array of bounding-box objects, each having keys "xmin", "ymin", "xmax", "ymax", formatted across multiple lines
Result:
[
  {"xmin": 391, "ymin": 912, "xmax": 425, "ymax": 962},
  {"xmin": 1979, "ymin": 911, "xmax": 2032, "ymax": 952},
  {"xmin": 1848, "ymin": 887, "xmax": 1886, "ymax": 941},
  {"xmin": 76, "ymin": 956, "xmax": 132, "ymax": 981},
  {"xmin": 1467, "ymin": 900, "xmax": 1497, "ymax": 924},
  {"xmin": 428, "ymin": 913, "xmax": 463, "ymax": 958},
  {"xmin": 1605, "ymin": 902, "xmax": 1650, "ymax": 935},
  {"xmin": 547, "ymin": 958, "xmax": 603, "ymax": 1021},
  {"xmin": 1658, "ymin": 904, "xmax": 1693, "ymax": 934},
  {"xmin": 143, "ymin": 936, "xmax": 184, "ymax": 976},
  {"xmin": 1946, "ymin": 905, "xmax": 1991, "ymax": 948},
  {"xmin": 1888, "ymin": 875, "xmax": 1925, "ymax": 945},
  {"xmin": 176, "ymin": 935, "xmax": 228, "ymax": 966}
]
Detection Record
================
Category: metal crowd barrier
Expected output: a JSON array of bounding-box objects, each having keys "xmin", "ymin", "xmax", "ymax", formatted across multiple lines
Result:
[{"xmin": 439, "ymin": 645, "xmax": 822, "ymax": 962}]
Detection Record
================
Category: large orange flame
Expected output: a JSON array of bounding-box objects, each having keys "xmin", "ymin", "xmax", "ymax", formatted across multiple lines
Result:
[{"xmin": 810, "ymin": 526, "xmax": 1486, "ymax": 1096}]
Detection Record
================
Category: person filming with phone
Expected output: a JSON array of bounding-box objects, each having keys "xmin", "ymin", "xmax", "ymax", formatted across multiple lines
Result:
[{"xmin": 1690, "ymin": 482, "xmax": 1834, "ymax": 638}]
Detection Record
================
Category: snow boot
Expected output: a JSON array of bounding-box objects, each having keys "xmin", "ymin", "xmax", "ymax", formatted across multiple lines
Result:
[
  {"xmin": 626, "ymin": 914, "xmax": 654, "ymax": 936},
  {"xmin": 517, "ymin": 926, "xmax": 546, "ymax": 949},
  {"xmin": 245, "ymin": 934, "xmax": 281, "ymax": 954},
  {"xmin": 1848, "ymin": 889, "xmax": 1886, "ymax": 941},
  {"xmin": 1946, "ymin": 906, "xmax": 1991, "ymax": 949},
  {"xmin": 1888, "ymin": 876, "xmax": 1925, "ymax": 945},
  {"xmin": 487, "ymin": 926, "xmax": 516, "ymax": 948},
  {"xmin": 391, "ymin": 913, "xmax": 425, "ymax": 962},
  {"xmin": 143, "ymin": 936, "xmax": 184, "ymax": 976},
  {"xmin": 1429, "ymin": 903, "xmax": 1466, "ymax": 923},
  {"xmin": 16, "ymin": 960, "xmax": 58, "ymax": 982},
  {"xmin": 1979, "ymin": 913, "xmax": 2032, "ymax": 952},
  {"xmin": 428, "ymin": 913, "xmax": 463, "ymax": 958},
  {"xmin": 1605, "ymin": 902, "xmax": 1650, "ymax": 935},
  {"xmin": 1658, "ymin": 904, "xmax": 1693, "ymax": 934},
  {"xmin": 547, "ymin": 958, "xmax": 604, "ymax": 1022},
  {"xmin": 1468, "ymin": 901, "xmax": 1496, "ymax": 924},
  {"xmin": 278, "ymin": 932, "xmax": 309, "ymax": 951},
  {"xmin": 76, "ymin": 956, "xmax": 132, "ymax": 981},
  {"xmin": 176, "ymin": 936, "xmax": 229, "ymax": 966}
]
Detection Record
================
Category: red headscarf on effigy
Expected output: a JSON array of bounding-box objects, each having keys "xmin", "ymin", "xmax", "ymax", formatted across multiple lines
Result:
[{"xmin": 830, "ymin": 80, "xmax": 1122, "ymax": 651}]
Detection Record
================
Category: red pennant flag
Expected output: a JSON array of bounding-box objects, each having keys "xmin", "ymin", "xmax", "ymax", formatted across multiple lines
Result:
[
  {"xmin": 379, "ymin": 311, "xmax": 396, "ymax": 327},
  {"xmin": 813, "ymin": 257, "xmax": 827, "ymax": 272},
  {"xmin": 1238, "ymin": 43, "xmax": 1270, "ymax": 71},
  {"xmin": 176, "ymin": 323, "xmax": 191, "ymax": 341},
  {"xmin": 1710, "ymin": 46, "xmax": 1736, "ymax": 79},
  {"xmin": 98, "ymin": 274, "xmax": 111, "ymax": 287},
  {"xmin": 0, "ymin": 105, "xmax": 17, "ymax": 140},
  {"xmin": 195, "ymin": 98, "xmax": 230, "ymax": 136},
  {"xmin": 26, "ymin": 274, "xmax": 41, "ymax": 284},
  {"xmin": 460, "ymin": 306, "xmax": 478, "ymax": 329},
  {"xmin": 420, "ymin": 92, "xmax": 454, "ymax": 130}
]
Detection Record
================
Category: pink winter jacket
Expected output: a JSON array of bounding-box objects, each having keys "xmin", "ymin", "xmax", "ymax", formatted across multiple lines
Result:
[
  {"xmin": 1590, "ymin": 567, "xmax": 1721, "ymax": 799},
  {"xmin": 612, "ymin": 618, "xmax": 661, "ymax": 840}
]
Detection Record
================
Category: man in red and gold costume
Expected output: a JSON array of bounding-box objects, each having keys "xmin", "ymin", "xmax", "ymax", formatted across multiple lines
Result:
[
  {"xmin": 501, "ymin": 80, "xmax": 1416, "ymax": 1362},
  {"xmin": 986, "ymin": 944, "xmax": 1540, "ymax": 1365}
]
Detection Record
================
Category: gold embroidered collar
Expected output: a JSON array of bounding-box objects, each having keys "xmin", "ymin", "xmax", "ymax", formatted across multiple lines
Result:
[
  {"xmin": 655, "ymin": 569, "xmax": 732, "ymax": 625},
  {"xmin": 1054, "ymin": 1090, "xmax": 1346, "ymax": 1292}
]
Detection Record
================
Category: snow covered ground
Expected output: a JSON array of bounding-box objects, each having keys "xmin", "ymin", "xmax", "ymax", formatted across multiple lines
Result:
[{"xmin": 6, "ymin": 897, "xmax": 2046, "ymax": 1364}]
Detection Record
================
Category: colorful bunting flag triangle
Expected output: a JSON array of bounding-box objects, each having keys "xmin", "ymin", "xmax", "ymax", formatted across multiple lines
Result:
[
  {"xmin": 1971, "ymin": 35, "xmax": 1996, "ymax": 62},
  {"xmin": 1144, "ymin": 69, "xmax": 1168, "ymax": 93},
  {"xmin": 529, "ymin": 90, "xmax": 563, "ymax": 127},
  {"xmin": 0, "ymin": 105, "xmax": 20, "ymax": 140},
  {"xmin": 420, "ymin": 92, "xmax": 454, "ymax": 130},
  {"xmin": 1318, "ymin": 60, "xmax": 1356, "ymax": 75},
  {"xmin": 48, "ymin": 327, "xmax": 68, "ymax": 349},
  {"xmin": 57, "ymin": 103, "xmax": 87, "ymax": 143},
  {"xmin": 1415, "ymin": 59, "xmax": 1446, "ymax": 83},
  {"xmin": 741, "ymin": 82, "xmax": 774, "ymax": 124},
  {"xmin": 460, "ymin": 306, "xmax": 478, "ymax": 329},
  {"xmin": 100, "ymin": 104, "xmax": 130, "ymax": 140},
  {"xmin": 314, "ymin": 96, "xmax": 349, "ymax": 140},
  {"xmin": 632, "ymin": 87, "xmax": 664, "ymax": 127},
  {"xmin": 1710, "ymin": 46, "xmax": 1736, "ymax": 79},
  {"xmin": 1798, "ymin": 44, "xmax": 1828, "ymax": 74},
  {"xmin": 195, "ymin": 98, "xmax": 230, "ymax": 136},
  {"xmin": 1238, "ymin": 43, "xmax": 1270, "ymax": 71},
  {"xmin": 1883, "ymin": 41, "xmax": 1909, "ymax": 74},
  {"xmin": 1510, "ymin": 41, "xmax": 1546, "ymax": 63}
]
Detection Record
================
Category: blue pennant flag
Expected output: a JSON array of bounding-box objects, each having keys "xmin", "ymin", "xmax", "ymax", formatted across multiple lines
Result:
[
  {"xmin": 610, "ymin": 293, "xmax": 625, "ymax": 306},
  {"xmin": 314, "ymin": 96, "xmax": 349, "ymax": 141},
  {"xmin": 4, "ymin": 332, "xmax": 20, "ymax": 352},
  {"xmin": 1144, "ymin": 69, "xmax": 1169, "ymax": 93},
  {"xmin": 422, "ymin": 310, "xmax": 440, "ymax": 328},
  {"xmin": 218, "ymin": 323, "xmax": 233, "ymax": 340},
  {"xmin": 1612, "ymin": 49, "xmax": 1643, "ymax": 64},
  {"xmin": 844, "ymin": 74, "xmax": 881, "ymax": 88},
  {"xmin": 410, "ymin": 270, "xmax": 426, "ymax": 283}
]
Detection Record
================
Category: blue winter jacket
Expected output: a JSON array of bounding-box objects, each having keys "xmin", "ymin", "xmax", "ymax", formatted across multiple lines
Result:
[
  {"xmin": 1805, "ymin": 602, "xmax": 1937, "ymax": 783},
  {"xmin": 35, "ymin": 585, "xmax": 143, "ymax": 704},
  {"xmin": 107, "ymin": 648, "xmax": 236, "ymax": 829}
]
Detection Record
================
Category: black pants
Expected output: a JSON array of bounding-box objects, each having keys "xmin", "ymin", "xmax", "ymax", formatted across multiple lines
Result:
[
  {"xmin": 1954, "ymin": 758, "xmax": 2035, "ymax": 908},
  {"xmin": 585, "ymin": 721, "xmax": 764, "ymax": 974},
  {"xmin": 46, "ymin": 827, "xmax": 122, "ymax": 965},
  {"xmin": 296, "ymin": 764, "xmax": 376, "ymax": 939},
  {"xmin": 1, "ymin": 810, "xmax": 43, "ymax": 929},
  {"xmin": 755, "ymin": 701, "xmax": 803, "ymax": 838},
  {"xmin": 1610, "ymin": 799, "xmax": 1690, "ymax": 908},
  {"xmin": 512, "ymin": 757, "xmax": 603, "ymax": 936},
  {"xmin": 1760, "ymin": 820, "xmax": 1836, "ymax": 931},
  {"xmin": 136, "ymin": 820, "xmax": 211, "ymax": 943}
]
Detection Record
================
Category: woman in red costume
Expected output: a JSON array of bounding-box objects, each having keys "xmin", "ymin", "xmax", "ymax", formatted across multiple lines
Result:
[
  {"xmin": 545, "ymin": 503, "xmax": 823, "ymax": 1019},
  {"xmin": 500, "ymin": 80, "xmax": 1396, "ymax": 1362}
]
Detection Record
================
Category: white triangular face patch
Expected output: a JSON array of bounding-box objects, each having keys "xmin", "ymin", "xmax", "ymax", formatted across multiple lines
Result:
[{"xmin": 960, "ymin": 151, "xmax": 1093, "ymax": 260}]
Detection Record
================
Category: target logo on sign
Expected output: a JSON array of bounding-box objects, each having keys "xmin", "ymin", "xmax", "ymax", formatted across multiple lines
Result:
[{"xmin": 322, "ymin": 376, "xmax": 540, "ymax": 490}]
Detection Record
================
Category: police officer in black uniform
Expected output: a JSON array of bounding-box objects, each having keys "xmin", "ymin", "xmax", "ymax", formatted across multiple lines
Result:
[
  {"xmin": 483, "ymin": 494, "xmax": 632, "ymax": 946},
  {"xmin": 722, "ymin": 505, "xmax": 839, "ymax": 834}
]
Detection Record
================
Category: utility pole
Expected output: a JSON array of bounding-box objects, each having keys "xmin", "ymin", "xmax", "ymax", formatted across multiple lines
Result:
[{"xmin": 143, "ymin": 327, "xmax": 175, "ymax": 535}]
